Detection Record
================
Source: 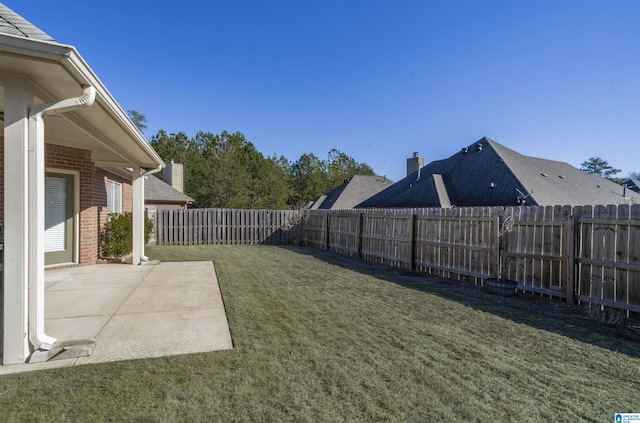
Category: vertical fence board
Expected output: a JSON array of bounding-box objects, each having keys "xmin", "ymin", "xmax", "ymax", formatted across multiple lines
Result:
[
  {"xmin": 591, "ymin": 205, "xmax": 606, "ymax": 303},
  {"xmin": 616, "ymin": 204, "xmax": 630, "ymax": 307}
]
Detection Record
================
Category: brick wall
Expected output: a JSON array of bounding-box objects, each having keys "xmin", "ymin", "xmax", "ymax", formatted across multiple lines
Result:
[
  {"xmin": 44, "ymin": 144, "xmax": 95, "ymax": 264},
  {"xmin": 0, "ymin": 139, "xmax": 133, "ymax": 266},
  {"xmin": 94, "ymin": 167, "xmax": 133, "ymax": 242}
]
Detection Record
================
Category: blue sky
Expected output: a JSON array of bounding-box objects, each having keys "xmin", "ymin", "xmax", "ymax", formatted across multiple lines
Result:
[{"xmin": 10, "ymin": 0, "xmax": 640, "ymax": 182}]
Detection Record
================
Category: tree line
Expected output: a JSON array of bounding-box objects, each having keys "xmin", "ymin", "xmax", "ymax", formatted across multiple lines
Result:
[
  {"xmin": 149, "ymin": 129, "xmax": 375, "ymax": 209},
  {"xmin": 128, "ymin": 112, "xmax": 638, "ymax": 210},
  {"xmin": 148, "ymin": 130, "xmax": 637, "ymax": 210}
]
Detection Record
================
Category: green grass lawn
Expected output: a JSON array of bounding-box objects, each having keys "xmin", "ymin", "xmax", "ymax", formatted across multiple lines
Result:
[{"xmin": 1, "ymin": 245, "xmax": 639, "ymax": 422}]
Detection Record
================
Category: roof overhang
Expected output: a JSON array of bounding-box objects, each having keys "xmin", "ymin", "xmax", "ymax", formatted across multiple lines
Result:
[{"xmin": 0, "ymin": 33, "xmax": 164, "ymax": 169}]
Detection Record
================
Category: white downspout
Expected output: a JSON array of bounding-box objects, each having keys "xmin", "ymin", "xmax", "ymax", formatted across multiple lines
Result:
[
  {"xmin": 139, "ymin": 165, "xmax": 163, "ymax": 262},
  {"xmin": 27, "ymin": 86, "xmax": 96, "ymax": 351}
]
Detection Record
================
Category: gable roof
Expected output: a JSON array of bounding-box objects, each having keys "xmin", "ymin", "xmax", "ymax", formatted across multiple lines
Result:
[
  {"xmin": 145, "ymin": 175, "xmax": 194, "ymax": 204},
  {"xmin": 311, "ymin": 175, "xmax": 394, "ymax": 209},
  {"xmin": 358, "ymin": 137, "xmax": 639, "ymax": 208},
  {"xmin": 0, "ymin": 4, "xmax": 54, "ymax": 41}
]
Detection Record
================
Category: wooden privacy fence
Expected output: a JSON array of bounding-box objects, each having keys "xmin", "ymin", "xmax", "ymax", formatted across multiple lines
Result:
[
  {"xmin": 303, "ymin": 207, "xmax": 500, "ymax": 282},
  {"xmin": 155, "ymin": 208, "xmax": 304, "ymax": 245},
  {"xmin": 574, "ymin": 205, "xmax": 640, "ymax": 313},
  {"xmin": 153, "ymin": 205, "xmax": 640, "ymax": 314},
  {"xmin": 301, "ymin": 204, "xmax": 640, "ymax": 315}
]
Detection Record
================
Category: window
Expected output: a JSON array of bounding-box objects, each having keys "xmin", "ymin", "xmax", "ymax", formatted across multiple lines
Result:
[
  {"xmin": 107, "ymin": 179, "xmax": 122, "ymax": 215},
  {"xmin": 45, "ymin": 172, "xmax": 75, "ymax": 264}
]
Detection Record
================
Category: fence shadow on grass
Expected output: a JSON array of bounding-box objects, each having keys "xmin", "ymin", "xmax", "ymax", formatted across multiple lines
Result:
[{"xmin": 280, "ymin": 245, "xmax": 640, "ymax": 359}]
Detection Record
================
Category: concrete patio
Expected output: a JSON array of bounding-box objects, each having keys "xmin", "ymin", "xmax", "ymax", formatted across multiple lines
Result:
[{"xmin": 0, "ymin": 261, "xmax": 233, "ymax": 375}]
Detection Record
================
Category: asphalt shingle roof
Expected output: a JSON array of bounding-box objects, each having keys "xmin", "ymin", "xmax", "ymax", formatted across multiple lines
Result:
[
  {"xmin": 313, "ymin": 175, "xmax": 394, "ymax": 209},
  {"xmin": 357, "ymin": 137, "xmax": 639, "ymax": 208},
  {"xmin": 145, "ymin": 175, "xmax": 194, "ymax": 204},
  {"xmin": 0, "ymin": 4, "xmax": 55, "ymax": 41}
]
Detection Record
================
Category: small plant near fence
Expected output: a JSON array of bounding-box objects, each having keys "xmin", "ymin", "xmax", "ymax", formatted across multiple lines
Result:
[
  {"xmin": 281, "ymin": 209, "xmax": 307, "ymax": 244},
  {"xmin": 497, "ymin": 212, "xmax": 516, "ymax": 281},
  {"xmin": 486, "ymin": 209, "xmax": 519, "ymax": 296},
  {"xmin": 100, "ymin": 212, "xmax": 154, "ymax": 259}
]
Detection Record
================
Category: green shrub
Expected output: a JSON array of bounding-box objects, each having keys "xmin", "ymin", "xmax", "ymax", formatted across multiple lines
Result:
[
  {"xmin": 144, "ymin": 217, "xmax": 154, "ymax": 244},
  {"xmin": 100, "ymin": 212, "xmax": 154, "ymax": 258}
]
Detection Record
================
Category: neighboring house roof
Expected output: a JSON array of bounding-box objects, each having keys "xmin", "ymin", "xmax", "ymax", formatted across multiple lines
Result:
[
  {"xmin": 357, "ymin": 137, "xmax": 639, "ymax": 208},
  {"xmin": 311, "ymin": 175, "xmax": 394, "ymax": 209},
  {"xmin": 145, "ymin": 175, "xmax": 194, "ymax": 205},
  {"xmin": 0, "ymin": 3, "xmax": 164, "ymax": 169},
  {"xmin": 309, "ymin": 195, "xmax": 327, "ymax": 209},
  {"xmin": 623, "ymin": 179, "xmax": 640, "ymax": 194}
]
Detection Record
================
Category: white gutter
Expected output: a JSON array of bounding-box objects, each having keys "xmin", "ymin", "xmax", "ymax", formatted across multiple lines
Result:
[
  {"xmin": 142, "ymin": 164, "xmax": 163, "ymax": 178},
  {"xmin": 27, "ymin": 86, "xmax": 96, "ymax": 351}
]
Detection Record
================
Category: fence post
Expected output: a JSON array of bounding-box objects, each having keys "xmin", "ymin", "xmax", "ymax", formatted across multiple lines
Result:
[
  {"xmin": 490, "ymin": 212, "xmax": 501, "ymax": 280},
  {"xmin": 356, "ymin": 212, "xmax": 364, "ymax": 259},
  {"xmin": 564, "ymin": 212, "xmax": 577, "ymax": 304},
  {"xmin": 410, "ymin": 213, "xmax": 416, "ymax": 271},
  {"xmin": 324, "ymin": 212, "xmax": 330, "ymax": 250}
]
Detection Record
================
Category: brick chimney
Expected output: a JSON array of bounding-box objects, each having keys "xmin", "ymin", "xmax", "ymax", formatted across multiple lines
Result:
[
  {"xmin": 162, "ymin": 160, "xmax": 184, "ymax": 193},
  {"xmin": 406, "ymin": 152, "xmax": 424, "ymax": 177}
]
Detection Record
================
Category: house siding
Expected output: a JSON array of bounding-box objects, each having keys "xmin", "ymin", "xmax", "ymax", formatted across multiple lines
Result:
[{"xmin": 0, "ymin": 140, "xmax": 133, "ymax": 266}]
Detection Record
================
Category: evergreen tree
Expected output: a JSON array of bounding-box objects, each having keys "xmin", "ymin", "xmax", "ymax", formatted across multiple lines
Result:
[
  {"xmin": 127, "ymin": 110, "xmax": 147, "ymax": 133},
  {"xmin": 580, "ymin": 157, "xmax": 621, "ymax": 179},
  {"xmin": 150, "ymin": 129, "xmax": 377, "ymax": 209}
]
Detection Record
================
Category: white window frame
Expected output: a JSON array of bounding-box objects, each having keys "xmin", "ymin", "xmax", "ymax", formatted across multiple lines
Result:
[
  {"xmin": 107, "ymin": 179, "xmax": 123, "ymax": 215},
  {"xmin": 45, "ymin": 168, "xmax": 80, "ymax": 265}
]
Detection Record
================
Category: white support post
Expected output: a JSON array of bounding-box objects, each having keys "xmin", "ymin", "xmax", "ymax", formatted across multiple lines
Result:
[
  {"xmin": 132, "ymin": 165, "xmax": 143, "ymax": 265},
  {"xmin": 25, "ymin": 86, "xmax": 94, "ymax": 354},
  {"xmin": 2, "ymin": 80, "xmax": 32, "ymax": 364}
]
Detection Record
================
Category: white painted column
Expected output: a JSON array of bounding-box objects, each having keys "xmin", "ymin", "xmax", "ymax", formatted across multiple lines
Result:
[
  {"xmin": 2, "ymin": 80, "xmax": 32, "ymax": 364},
  {"xmin": 132, "ymin": 165, "xmax": 143, "ymax": 265}
]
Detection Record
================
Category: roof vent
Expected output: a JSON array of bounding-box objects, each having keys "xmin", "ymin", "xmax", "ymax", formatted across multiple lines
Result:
[
  {"xmin": 541, "ymin": 173, "xmax": 548, "ymax": 177},
  {"xmin": 558, "ymin": 175, "xmax": 565, "ymax": 179},
  {"xmin": 475, "ymin": 143, "xmax": 483, "ymax": 151},
  {"xmin": 462, "ymin": 147, "xmax": 468, "ymax": 154}
]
